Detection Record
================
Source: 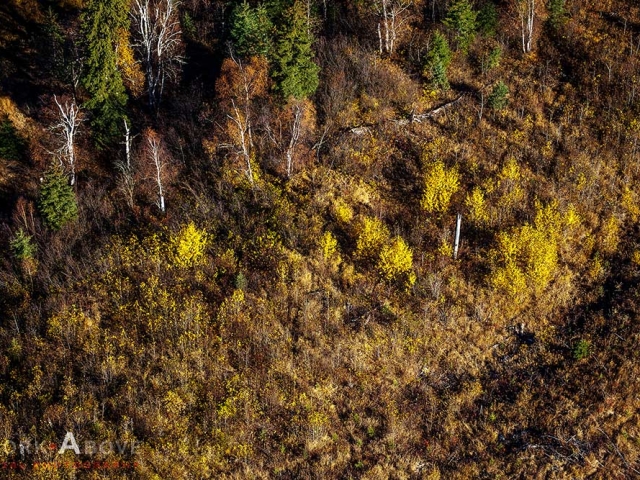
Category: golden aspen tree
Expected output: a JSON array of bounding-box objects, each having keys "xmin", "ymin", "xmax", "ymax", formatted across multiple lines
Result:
[
  {"xmin": 171, "ymin": 222, "xmax": 208, "ymax": 268},
  {"xmin": 421, "ymin": 161, "xmax": 460, "ymax": 213}
]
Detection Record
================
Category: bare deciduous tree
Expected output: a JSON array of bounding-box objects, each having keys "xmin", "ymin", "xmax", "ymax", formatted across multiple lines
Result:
[
  {"xmin": 214, "ymin": 54, "xmax": 270, "ymax": 185},
  {"xmin": 142, "ymin": 129, "xmax": 169, "ymax": 212},
  {"xmin": 375, "ymin": 0, "xmax": 413, "ymax": 55},
  {"xmin": 286, "ymin": 104, "xmax": 302, "ymax": 178},
  {"xmin": 51, "ymin": 95, "xmax": 82, "ymax": 186},
  {"xmin": 227, "ymin": 98, "xmax": 254, "ymax": 185},
  {"xmin": 266, "ymin": 99, "xmax": 315, "ymax": 179},
  {"xmin": 116, "ymin": 118, "xmax": 136, "ymax": 210},
  {"xmin": 132, "ymin": 0, "xmax": 184, "ymax": 109}
]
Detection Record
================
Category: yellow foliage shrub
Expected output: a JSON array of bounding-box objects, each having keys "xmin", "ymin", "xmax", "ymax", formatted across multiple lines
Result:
[
  {"xmin": 0, "ymin": 97, "xmax": 28, "ymax": 131},
  {"xmin": 421, "ymin": 161, "xmax": 459, "ymax": 213},
  {"xmin": 621, "ymin": 185, "xmax": 640, "ymax": 222},
  {"xmin": 490, "ymin": 261, "xmax": 527, "ymax": 298},
  {"xmin": 495, "ymin": 157, "xmax": 525, "ymax": 211},
  {"xmin": 349, "ymin": 135, "xmax": 387, "ymax": 167},
  {"xmin": 217, "ymin": 289, "xmax": 246, "ymax": 324},
  {"xmin": 421, "ymin": 137, "xmax": 449, "ymax": 162},
  {"xmin": 355, "ymin": 216, "xmax": 389, "ymax": 260},
  {"xmin": 333, "ymin": 198, "xmax": 353, "ymax": 224},
  {"xmin": 533, "ymin": 199, "xmax": 563, "ymax": 241},
  {"xmin": 564, "ymin": 204, "xmax": 581, "ymax": 228},
  {"xmin": 319, "ymin": 231, "xmax": 339, "ymax": 260},
  {"xmin": 377, "ymin": 236, "xmax": 415, "ymax": 284},
  {"xmin": 600, "ymin": 214, "xmax": 619, "ymax": 254},
  {"xmin": 520, "ymin": 225, "xmax": 557, "ymax": 291},
  {"xmin": 499, "ymin": 157, "xmax": 521, "ymax": 183},
  {"xmin": 350, "ymin": 180, "xmax": 375, "ymax": 206},
  {"xmin": 171, "ymin": 222, "xmax": 209, "ymax": 268},
  {"xmin": 588, "ymin": 254, "xmax": 605, "ymax": 280},
  {"xmin": 437, "ymin": 236, "xmax": 453, "ymax": 257},
  {"xmin": 495, "ymin": 230, "xmax": 520, "ymax": 262},
  {"xmin": 491, "ymin": 201, "xmax": 570, "ymax": 296},
  {"xmin": 47, "ymin": 306, "xmax": 96, "ymax": 345},
  {"xmin": 465, "ymin": 187, "xmax": 489, "ymax": 224}
]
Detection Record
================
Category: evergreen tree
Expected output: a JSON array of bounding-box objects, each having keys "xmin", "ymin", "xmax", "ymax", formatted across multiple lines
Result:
[
  {"xmin": 38, "ymin": 166, "xmax": 78, "ymax": 230},
  {"xmin": 81, "ymin": 0, "xmax": 129, "ymax": 147},
  {"xmin": 10, "ymin": 229, "xmax": 36, "ymax": 260},
  {"xmin": 424, "ymin": 31, "xmax": 452, "ymax": 90},
  {"xmin": 488, "ymin": 80, "xmax": 509, "ymax": 110},
  {"xmin": 481, "ymin": 45, "xmax": 502, "ymax": 73},
  {"xmin": 42, "ymin": 7, "xmax": 68, "ymax": 81},
  {"xmin": 0, "ymin": 117, "xmax": 25, "ymax": 161},
  {"xmin": 547, "ymin": 0, "xmax": 567, "ymax": 29},
  {"xmin": 477, "ymin": 2, "xmax": 498, "ymax": 37},
  {"xmin": 265, "ymin": 0, "xmax": 293, "ymax": 20},
  {"xmin": 231, "ymin": 1, "xmax": 274, "ymax": 57},
  {"xmin": 443, "ymin": 0, "xmax": 477, "ymax": 52},
  {"xmin": 272, "ymin": 0, "xmax": 320, "ymax": 100}
]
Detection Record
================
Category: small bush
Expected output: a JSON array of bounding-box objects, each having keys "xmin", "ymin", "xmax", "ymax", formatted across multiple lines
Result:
[
  {"xmin": 319, "ymin": 231, "xmax": 339, "ymax": 260},
  {"xmin": 333, "ymin": 198, "xmax": 353, "ymax": 224},
  {"xmin": 466, "ymin": 187, "xmax": 489, "ymax": 224},
  {"xmin": 355, "ymin": 216, "xmax": 389, "ymax": 261},
  {"xmin": 490, "ymin": 201, "xmax": 574, "ymax": 297},
  {"xmin": 573, "ymin": 339, "xmax": 590, "ymax": 360}
]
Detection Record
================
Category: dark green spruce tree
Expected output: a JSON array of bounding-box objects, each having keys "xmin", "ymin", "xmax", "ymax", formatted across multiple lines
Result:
[
  {"xmin": 39, "ymin": 166, "xmax": 78, "ymax": 230},
  {"xmin": 424, "ymin": 31, "xmax": 452, "ymax": 90},
  {"xmin": 477, "ymin": 2, "xmax": 498, "ymax": 37},
  {"xmin": 0, "ymin": 117, "xmax": 26, "ymax": 161},
  {"xmin": 272, "ymin": 0, "xmax": 320, "ymax": 100},
  {"xmin": 81, "ymin": 0, "xmax": 129, "ymax": 147},
  {"xmin": 443, "ymin": 0, "xmax": 477, "ymax": 52},
  {"xmin": 548, "ymin": 0, "xmax": 567, "ymax": 29},
  {"xmin": 231, "ymin": 1, "xmax": 274, "ymax": 57}
]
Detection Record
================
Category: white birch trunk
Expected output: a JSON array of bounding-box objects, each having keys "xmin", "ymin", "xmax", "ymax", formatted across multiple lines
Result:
[{"xmin": 52, "ymin": 95, "xmax": 81, "ymax": 186}]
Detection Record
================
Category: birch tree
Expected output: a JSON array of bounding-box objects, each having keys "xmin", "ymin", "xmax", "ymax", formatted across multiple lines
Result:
[
  {"xmin": 51, "ymin": 95, "xmax": 82, "ymax": 186},
  {"xmin": 116, "ymin": 118, "xmax": 136, "ymax": 210},
  {"xmin": 374, "ymin": 0, "xmax": 413, "ymax": 56},
  {"xmin": 518, "ymin": 0, "xmax": 535, "ymax": 53},
  {"xmin": 266, "ymin": 99, "xmax": 315, "ymax": 179},
  {"xmin": 143, "ymin": 129, "xmax": 168, "ymax": 212},
  {"xmin": 285, "ymin": 104, "xmax": 302, "ymax": 178},
  {"xmin": 215, "ymin": 55, "xmax": 269, "ymax": 185},
  {"xmin": 132, "ymin": 0, "xmax": 184, "ymax": 109}
]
